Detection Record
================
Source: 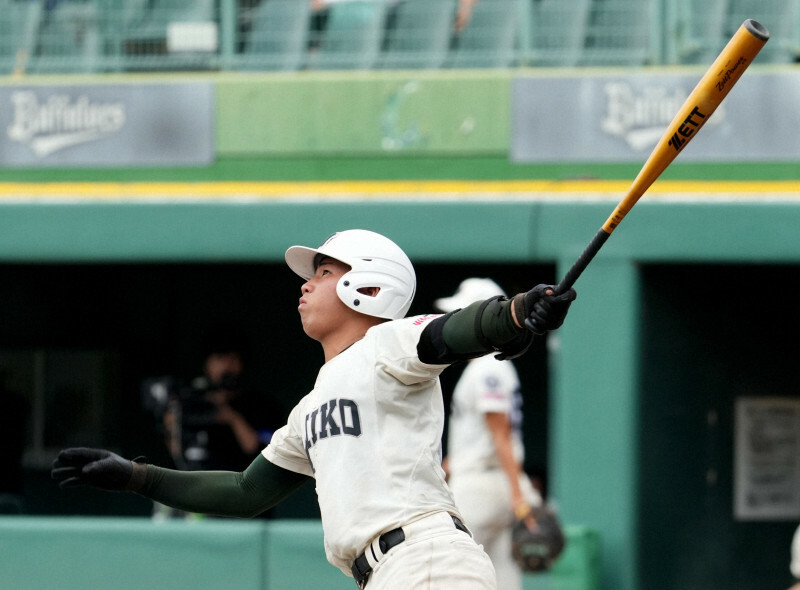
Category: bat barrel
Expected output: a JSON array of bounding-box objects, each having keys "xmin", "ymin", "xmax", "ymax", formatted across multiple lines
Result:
[
  {"xmin": 553, "ymin": 19, "xmax": 769, "ymax": 294},
  {"xmin": 599, "ymin": 18, "xmax": 770, "ymax": 234}
]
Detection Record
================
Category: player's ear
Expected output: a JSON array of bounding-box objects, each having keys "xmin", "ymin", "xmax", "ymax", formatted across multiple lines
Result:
[{"xmin": 357, "ymin": 287, "xmax": 380, "ymax": 297}]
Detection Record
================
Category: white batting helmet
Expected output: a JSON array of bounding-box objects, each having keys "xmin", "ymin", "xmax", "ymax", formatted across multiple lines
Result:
[
  {"xmin": 434, "ymin": 278, "xmax": 507, "ymax": 313},
  {"xmin": 285, "ymin": 229, "xmax": 416, "ymax": 320}
]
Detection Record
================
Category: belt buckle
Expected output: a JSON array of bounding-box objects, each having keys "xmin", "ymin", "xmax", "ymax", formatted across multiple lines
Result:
[
  {"xmin": 352, "ymin": 555, "xmax": 370, "ymax": 589},
  {"xmin": 354, "ymin": 572, "xmax": 369, "ymax": 590}
]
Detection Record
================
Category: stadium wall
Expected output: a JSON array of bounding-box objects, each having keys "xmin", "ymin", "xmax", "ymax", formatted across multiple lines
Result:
[{"xmin": 0, "ymin": 517, "xmax": 599, "ymax": 590}]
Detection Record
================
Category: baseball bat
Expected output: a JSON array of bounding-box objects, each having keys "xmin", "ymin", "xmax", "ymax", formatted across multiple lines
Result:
[{"xmin": 554, "ymin": 19, "xmax": 769, "ymax": 295}]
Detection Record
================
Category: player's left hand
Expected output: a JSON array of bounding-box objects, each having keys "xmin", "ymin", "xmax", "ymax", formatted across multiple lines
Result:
[
  {"xmin": 514, "ymin": 284, "xmax": 577, "ymax": 335},
  {"xmin": 510, "ymin": 504, "xmax": 567, "ymax": 572},
  {"xmin": 51, "ymin": 447, "xmax": 142, "ymax": 491}
]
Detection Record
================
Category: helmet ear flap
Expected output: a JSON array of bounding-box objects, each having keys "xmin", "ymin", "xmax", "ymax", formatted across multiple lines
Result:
[
  {"xmin": 336, "ymin": 265, "xmax": 413, "ymax": 320},
  {"xmin": 336, "ymin": 272, "xmax": 362, "ymax": 311}
]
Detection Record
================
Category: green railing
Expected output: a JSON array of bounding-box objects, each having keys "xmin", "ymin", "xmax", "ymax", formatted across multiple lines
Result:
[{"xmin": 0, "ymin": 0, "xmax": 798, "ymax": 75}]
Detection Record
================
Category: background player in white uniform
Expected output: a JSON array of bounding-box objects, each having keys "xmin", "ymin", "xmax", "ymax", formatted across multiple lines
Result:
[
  {"xmin": 51, "ymin": 229, "xmax": 575, "ymax": 590},
  {"xmin": 789, "ymin": 524, "xmax": 800, "ymax": 590},
  {"xmin": 437, "ymin": 278, "xmax": 543, "ymax": 590}
]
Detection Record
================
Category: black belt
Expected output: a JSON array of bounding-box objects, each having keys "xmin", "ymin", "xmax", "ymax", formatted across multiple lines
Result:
[{"xmin": 351, "ymin": 515, "xmax": 469, "ymax": 589}]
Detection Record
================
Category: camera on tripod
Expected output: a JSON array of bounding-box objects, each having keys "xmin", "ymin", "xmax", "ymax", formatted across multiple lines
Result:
[{"xmin": 141, "ymin": 373, "xmax": 242, "ymax": 469}]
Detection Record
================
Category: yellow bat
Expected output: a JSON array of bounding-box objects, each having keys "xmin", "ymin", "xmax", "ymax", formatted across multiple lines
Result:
[{"xmin": 555, "ymin": 19, "xmax": 769, "ymax": 294}]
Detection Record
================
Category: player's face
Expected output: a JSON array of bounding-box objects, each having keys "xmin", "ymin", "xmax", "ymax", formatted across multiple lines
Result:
[{"xmin": 297, "ymin": 257, "xmax": 354, "ymax": 341}]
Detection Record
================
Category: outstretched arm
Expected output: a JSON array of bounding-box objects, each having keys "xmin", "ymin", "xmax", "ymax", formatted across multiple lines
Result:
[{"xmin": 52, "ymin": 448, "xmax": 309, "ymax": 518}]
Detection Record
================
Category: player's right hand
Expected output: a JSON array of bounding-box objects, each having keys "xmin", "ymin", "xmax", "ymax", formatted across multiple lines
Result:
[
  {"xmin": 514, "ymin": 284, "xmax": 577, "ymax": 335},
  {"xmin": 51, "ymin": 447, "xmax": 137, "ymax": 491}
]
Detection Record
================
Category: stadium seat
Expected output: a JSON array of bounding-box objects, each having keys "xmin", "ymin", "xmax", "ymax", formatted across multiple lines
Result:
[
  {"xmin": 526, "ymin": 0, "xmax": 592, "ymax": 66},
  {"xmin": 377, "ymin": 0, "xmax": 458, "ymax": 69},
  {"xmin": 309, "ymin": 1, "xmax": 389, "ymax": 70},
  {"xmin": 447, "ymin": 0, "xmax": 522, "ymax": 68},
  {"xmin": 117, "ymin": 0, "xmax": 216, "ymax": 44},
  {"xmin": 669, "ymin": 0, "xmax": 729, "ymax": 65},
  {"xmin": 0, "ymin": 0, "xmax": 44, "ymax": 75},
  {"xmin": 117, "ymin": 0, "xmax": 218, "ymax": 70},
  {"xmin": 34, "ymin": 0, "xmax": 102, "ymax": 74},
  {"xmin": 241, "ymin": 0, "xmax": 311, "ymax": 71},
  {"xmin": 579, "ymin": 0, "xmax": 658, "ymax": 66}
]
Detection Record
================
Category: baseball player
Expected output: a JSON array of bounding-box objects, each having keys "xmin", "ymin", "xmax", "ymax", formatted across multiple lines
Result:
[
  {"xmin": 790, "ymin": 524, "xmax": 800, "ymax": 590},
  {"xmin": 51, "ymin": 229, "xmax": 576, "ymax": 590},
  {"xmin": 436, "ymin": 278, "xmax": 543, "ymax": 590}
]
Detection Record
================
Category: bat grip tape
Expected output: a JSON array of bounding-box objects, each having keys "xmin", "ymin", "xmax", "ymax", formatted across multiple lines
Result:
[{"xmin": 554, "ymin": 228, "xmax": 610, "ymax": 295}]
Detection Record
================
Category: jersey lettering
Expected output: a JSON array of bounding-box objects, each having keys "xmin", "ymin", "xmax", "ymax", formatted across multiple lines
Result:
[
  {"xmin": 304, "ymin": 398, "xmax": 362, "ymax": 472},
  {"xmin": 318, "ymin": 399, "xmax": 341, "ymax": 439},
  {"xmin": 412, "ymin": 314, "xmax": 439, "ymax": 326},
  {"xmin": 339, "ymin": 398, "xmax": 362, "ymax": 435},
  {"xmin": 511, "ymin": 384, "xmax": 523, "ymax": 433}
]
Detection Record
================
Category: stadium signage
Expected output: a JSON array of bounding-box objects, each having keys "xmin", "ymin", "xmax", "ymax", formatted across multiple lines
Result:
[
  {"xmin": 599, "ymin": 82, "xmax": 721, "ymax": 151},
  {"xmin": 0, "ymin": 83, "xmax": 214, "ymax": 167},
  {"xmin": 8, "ymin": 91, "xmax": 126, "ymax": 157},
  {"xmin": 511, "ymin": 71, "xmax": 800, "ymax": 162}
]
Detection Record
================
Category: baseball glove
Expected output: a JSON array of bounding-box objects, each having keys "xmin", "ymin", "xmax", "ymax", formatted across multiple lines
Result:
[{"xmin": 511, "ymin": 505, "xmax": 566, "ymax": 572}]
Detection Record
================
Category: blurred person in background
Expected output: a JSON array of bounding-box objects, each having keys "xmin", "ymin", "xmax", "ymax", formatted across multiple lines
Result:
[
  {"xmin": 790, "ymin": 523, "xmax": 800, "ymax": 590},
  {"xmin": 144, "ymin": 327, "xmax": 283, "ymax": 518},
  {"xmin": 164, "ymin": 328, "xmax": 281, "ymax": 471},
  {"xmin": 436, "ymin": 278, "xmax": 543, "ymax": 590},
  {"xmin": 454, "ymin": 0, "xmax": 479, "ymax": 32}
]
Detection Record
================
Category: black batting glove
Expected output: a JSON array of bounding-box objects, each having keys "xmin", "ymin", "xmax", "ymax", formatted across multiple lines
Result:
[
  {"xmin": 513, "ymin": 284, "xmax": 577, "ymax": 335},
  {"xmin": 51, "ymin": 448, "xmax": 146, "ymax": 492}
]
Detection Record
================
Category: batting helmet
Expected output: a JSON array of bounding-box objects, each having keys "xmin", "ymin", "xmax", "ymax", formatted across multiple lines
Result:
[{"xmin": 285, "ymin": 229, "xmax": 416, "ymax": 320}]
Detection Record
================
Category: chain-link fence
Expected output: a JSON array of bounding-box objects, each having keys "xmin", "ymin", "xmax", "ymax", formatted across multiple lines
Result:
[{"xmin": 0, "ymin": 0, "xmax": 797, "ymax": 75}]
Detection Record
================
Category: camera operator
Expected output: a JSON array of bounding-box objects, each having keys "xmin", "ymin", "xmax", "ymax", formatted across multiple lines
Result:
[
  {"xmin": 183, "ymin": 336, "xmax": 277, "ymax": 471},
  {"xmin": 142, "ymin": 331, "xmax": 282, "ymax": 519},
  {"xmin": 146, "ymin": 330, "xmax": 282, "ymax": 472}
]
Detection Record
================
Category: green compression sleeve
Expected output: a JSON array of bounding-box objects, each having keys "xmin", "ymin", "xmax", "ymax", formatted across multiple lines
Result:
[
  {"xmin": 138, "ymin": 454, "xmax": 309, "ymax": 518},
  {"xmin": 417, "ymin": 297, "xmax": 528, "ymax": 365},
  {"xmin": 441, "ymin": 298, "xmax": 521, "ymax": 355}
]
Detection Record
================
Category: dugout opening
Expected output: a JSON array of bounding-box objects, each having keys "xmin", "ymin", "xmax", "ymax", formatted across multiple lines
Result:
[
  {"xmin": 0, "ymin": 261, "xmax": 555, "ymax": 519},
  {"xmin": 638, "ymin": 263, "xmax": 800, "ymax": 590}
]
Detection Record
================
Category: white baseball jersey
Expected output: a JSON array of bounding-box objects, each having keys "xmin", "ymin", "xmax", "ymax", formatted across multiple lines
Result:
[
  {"xmin": 445, "ymin": 355, "xmax": 531, "ymax": 590},
  {"xmin": 446, "ymin": 355, "xmax": 524, "ymax": 475},
  {"xmin": 792, "ymin": 524, "xmax": 800, "ymax": 579},
  {"xmin": 263, "ymin": 314, "xmax": 463, "ymax": 576}
]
